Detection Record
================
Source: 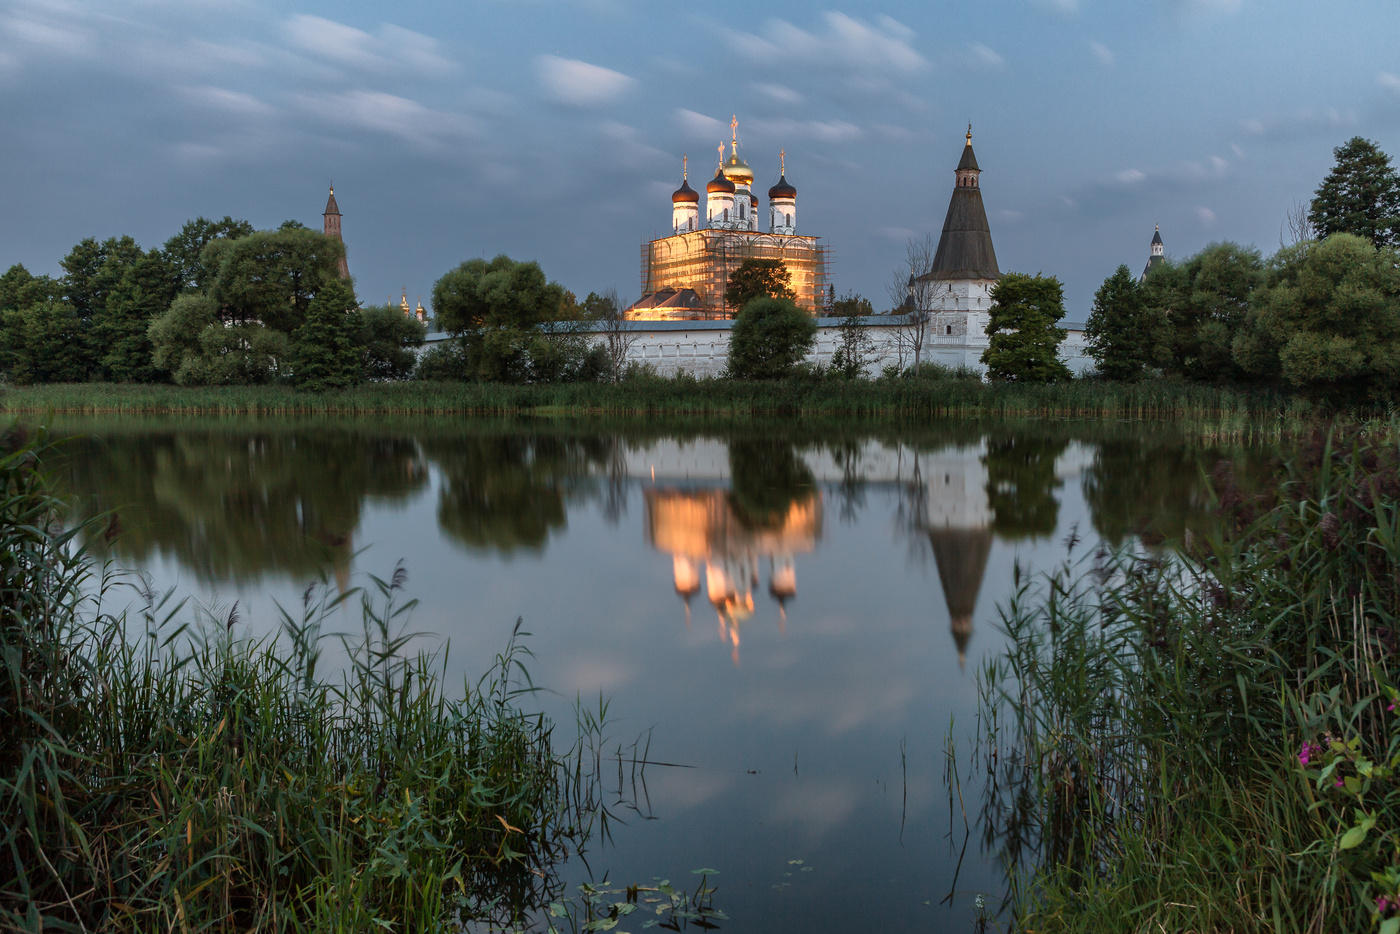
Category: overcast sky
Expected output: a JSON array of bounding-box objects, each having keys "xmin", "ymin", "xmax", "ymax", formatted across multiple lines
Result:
[{"xmin": 3, "ymin": 0, "xmax": 1399, "ymax": 319}]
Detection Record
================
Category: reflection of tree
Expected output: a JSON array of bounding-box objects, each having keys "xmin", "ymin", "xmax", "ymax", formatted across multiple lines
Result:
[
  {"xmin": 55, "ymin": 429, "xmax": 426, "ymax": 584},
  {"xmin": 421, "ymin": 434, "xmax": 612, "ymax": 555},
  {"xmin": 726, "ymin": 439, "xmax": 816, "ymax": 532},
  {"xmin": 983, "ymin": 433, "xmax": 1068, "ymax": 540}
]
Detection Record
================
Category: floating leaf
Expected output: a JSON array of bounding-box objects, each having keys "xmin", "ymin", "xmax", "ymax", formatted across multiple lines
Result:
[
  {"xmin": 800, "ymin": 866, "xmax": 814, "ymax": 872},
  {"xmin": 583, "ymin": 919, "xmax": 618, "ymax": 932},
  {"xmin": 787, "ymin": 858, "xmax": 804, "ymax": 865},
  {"xmin": 615, "ymin": 903, "xmax": 638, "ymax": 917},
  {"xmin": 691, "ymin": 868, "xmax": 719, "ymax": 875},
  {"xmin": 549, "ymin": 902, "xmax": 568, "ymax": 918}
]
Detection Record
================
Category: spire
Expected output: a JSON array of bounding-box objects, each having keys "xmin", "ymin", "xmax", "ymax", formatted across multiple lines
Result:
[
  {"xmin": 323, "ymin": 185, "xmax": 341, "ymax": 217},
  {"xmin": 730, "ymin": 114, "xmax": 739, "ymax": 158},
  {"xmin": 929, "ymin": 129, "xmax": 999, "ymax": 281},
  {"xmin": 927, "ymin": 527, "xmax": 992, "ymax": 669},
  {"xmin": 780, "ymin": 148, "xmax": 785, "ymax": 175},
  {"xmin": 322, "ymin": 184, "xmax": 349, "ymax": 279},
  {"xmin": 683, "ymin": 153, "xmax": 688, "ymax": 181}
]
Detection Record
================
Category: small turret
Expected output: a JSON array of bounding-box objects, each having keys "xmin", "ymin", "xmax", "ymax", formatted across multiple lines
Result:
[
  {"xmin": 768, "ymin": 149, "xmax": 797, "ymax": 234},
  {"xmin": 1141, "ymin": 225, "xmax": 1165, "ymax": 281},
  {"xmin": 672, "ymin": 155, "xmax": 700, "ymax": 234},
  {"xmin": 706, "ymin": 142, "xmax": 737, "ymax": 228}
]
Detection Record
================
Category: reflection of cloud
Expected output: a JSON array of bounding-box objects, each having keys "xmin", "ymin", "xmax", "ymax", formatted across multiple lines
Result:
[
  {"xmin": 536, "ymin": 54, "xmax": 633, "ymax": 106},
  {"xmin": 647, "ymin": 767, "xmax": 735, "ymax": 813},
  {"xmin": 770, "ymin": 779, "xmax": 862, "ymax": 837},
  {"xmin": 556, "ymin": 654, "xmax": 633, "ymax": 695}
]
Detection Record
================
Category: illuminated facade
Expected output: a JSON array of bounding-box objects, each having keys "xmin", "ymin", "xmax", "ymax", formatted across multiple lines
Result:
[{"xmin": 628, "ymin": 117, "xmax": 829, "ymax": 320}]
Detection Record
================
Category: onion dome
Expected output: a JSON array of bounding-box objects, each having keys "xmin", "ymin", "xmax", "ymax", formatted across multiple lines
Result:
[
  {"xmin": 706, "ymin": 167, "xmax": 735, "ymax": 194},
  {"xmin": 672, "ymin": 178, "xmax": 699, "ymax": 204},
  {"xmin": 768, "ymin": 174, "xmax": 796, "ymax": 200},
  {"xmin": 723, "ymin": 152, "xmax": 754, "ymax": 187}
]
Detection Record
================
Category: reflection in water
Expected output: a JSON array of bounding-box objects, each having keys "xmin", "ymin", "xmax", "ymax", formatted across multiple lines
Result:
[
  {"xmin": 646, "ymin": 487, "xmax": 821, "ymax": 665},
  {"xmin": 983, "ymin": 432, "xmax": 1069, "ymax": 540}
]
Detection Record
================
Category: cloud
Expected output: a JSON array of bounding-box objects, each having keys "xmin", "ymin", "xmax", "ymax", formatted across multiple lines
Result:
[
  {"xmin": 1, "ymin": 9, "xmax": 92, "ymax": 56},
  {"xmin": 675, "ymin": 108, "xmax": 726, "ymax": 139},
  {"xmin": 178, "ymin": 85, "xmax": 273, "ymax": 117},
  {"xmin": 729, "ymin": 12, "xmax": 926, "ymax": 78},
  {"xmin": 966, "ymin": 42, "xmax": 1004, "ymax": 69},
  {"xmin": 1089, "ymin": 41, "xmax": 1114, "ymax": 67},
  {"xmin": 1115, "ymin": 168, "xmax": 1146, "ymax": 185},
  {"xmin": 1379, "ymin": 72, "xmax": 1400, "ymax": 94},
  {"xmin": 753, "ymin": 82, "xmax": 802, "ymax": 106},
  {"xmin": 284, "ymin": 15, "xmax": 453, "ymax": 75},
  {"xmin": 1031, "ymin": 0, "xmax": 1079, "ymax": 15},
  {"xmin": 598, "ymin": 120, "xmax": 668, "ymax": 168},
  {"xmin": 535, "ymin": 54, "xmax": 633, "ymax": 106},
  {"xmin": 297, "ymin": 90, "xmax": 477, "ymax": 148},
  {"xmin": 763, "ymin": 117, "xmax": 862, "ymax": 143},
  {"xmin": 1195, "ymin": 206, "xmax": 1217, "ymax": 226},
  {"xmin": 1240, "ymin": 107, "xmax": 1356, "ymax": 140}
]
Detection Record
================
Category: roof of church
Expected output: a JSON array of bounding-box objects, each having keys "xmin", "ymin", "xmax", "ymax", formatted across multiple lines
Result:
[
  {"xmin": 672, "ymin": 178, "xmax": 700, "ymax": 204},
  {"xmin": 927, "ymin": 188, "xmax": 1000, "ymax": 281},
  {"xmin": 768, "ymin": 174, "xmax": 797, "ymax": 199},
  {"xmin": 927, "ymin": 527, "xmax": 992, "ymax": 664},
  {"xmin": 707, "ymin": 168, "xmax": 736, "ymax": 194},
  {"xmin": 957, "ymin": 137, "xmax": 980, "ymax": 172},
  {"xmin": 323, "ymin": 187, "xmax": 341, "ymax": 216},
  {"xmin": 1151, "ymin": 225, "xmax": 1163, "ymax": 246}
]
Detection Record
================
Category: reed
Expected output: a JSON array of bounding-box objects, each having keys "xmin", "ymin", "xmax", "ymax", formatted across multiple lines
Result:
[
  {"xmin": 0, "ymin": 428, "xmax": 608, "ymax": 932},
  {"xmin": 0, "ymin": 376, "xmax": 1325, "ymax": 429},
  {"xmin": 977, "ymin": 426, "xmax": 1400, "ymax": 931}
]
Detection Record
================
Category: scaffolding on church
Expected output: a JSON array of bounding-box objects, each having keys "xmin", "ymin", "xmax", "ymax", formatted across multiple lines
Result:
[{"xmin": 631, "ymin": 230, "xmax": 831, "ymax": 320}]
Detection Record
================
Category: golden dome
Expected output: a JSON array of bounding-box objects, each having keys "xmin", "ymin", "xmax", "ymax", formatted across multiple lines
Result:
[{"xmin": 723, "ymin": 152, "xmax": 753, "ymax": 186}]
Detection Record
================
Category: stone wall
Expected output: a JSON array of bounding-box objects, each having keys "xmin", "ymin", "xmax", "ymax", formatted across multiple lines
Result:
[{"xmin": 421, "ymin": 315, "xmax": 1093, "ymax": 377}]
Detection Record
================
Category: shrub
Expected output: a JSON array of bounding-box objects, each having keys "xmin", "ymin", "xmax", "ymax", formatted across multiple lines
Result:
[{"xmin": 726, "ymin": 296, "xmax": 816, "ymax": 380}]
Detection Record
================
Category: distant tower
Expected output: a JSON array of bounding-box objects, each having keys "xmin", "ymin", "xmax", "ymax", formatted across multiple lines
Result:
[
  {"xmin": 706, "ymin": 142, "xmax": 737, "ymax": 228},
  {"xmin": 672, "ymin": 155, "xmax": 700, "ymax": 234},
  {"xmin": 1141, "ymin": 225, "xmax": 1165, "ymax": 281},
  {"xmin": 916, "ymin": 126, "xmax": 1001, "ymax": 340},
  {"xmin": 400, "ymin": 289, "xmax": 411, "ymax": 317},
  {"xmin": 322, "ymin": 186, "xmax": 350, "ymax": 279},
  {"xmin": 768, "ymin": 149, "xmax": 797, "ymax": 235},
  {"xmin": 721, "ymin": 115, "xmax": 757, "ymax": 231}
]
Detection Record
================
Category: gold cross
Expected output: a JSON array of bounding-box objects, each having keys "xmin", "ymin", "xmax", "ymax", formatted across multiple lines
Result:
[
  {"xmin": 779, "ymin": 149, "xmax": 785, "ymax": 175},
  {"xmin": 682, "ymin": 153, "xmax": 688, "ymax": 180}
]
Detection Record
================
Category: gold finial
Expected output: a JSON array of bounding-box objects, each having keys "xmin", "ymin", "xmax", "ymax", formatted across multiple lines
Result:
[
  {"xmin": 966, "ymin": 123, "xmax": 973, "ymax": 145},
  {"xmin": 717, "ymin": 141, "xmax": 724, "ymax": 168},
  {"xmin": 730, "ymin": 114, "xmax": 739, "ymax": 156},
  {"xmin": 682, "ymin": 153, "xmax": 688, "ymax": 180},
  {"xmin": 779, "ymin": 149, "xmax": 786, "ymax": 175}
]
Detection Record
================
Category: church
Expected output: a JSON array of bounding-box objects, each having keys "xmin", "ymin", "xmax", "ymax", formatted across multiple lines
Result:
[{"xmin": 627, "ymin": 117, "xmax": 830, "ymax": 320}]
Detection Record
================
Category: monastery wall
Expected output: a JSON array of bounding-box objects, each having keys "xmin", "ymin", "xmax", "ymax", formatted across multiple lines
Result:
[{"xmin": 420, "ymin": 316, "xmax": 1093, "ymax": 378}]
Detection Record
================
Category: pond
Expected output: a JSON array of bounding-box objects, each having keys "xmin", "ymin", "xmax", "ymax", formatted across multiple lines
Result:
[{"xmin": 45, "ymin": 416, "xmax": 1275, "ymax": 932}]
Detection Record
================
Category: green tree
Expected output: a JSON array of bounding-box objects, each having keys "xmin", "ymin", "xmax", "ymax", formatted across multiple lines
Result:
[
  {"xmin": 1085, "ymin": 265, "xmax": 1162, "ymax": 380},
  {"xmin": 829, "ymin": 293, "xmax": 875, "ymax": 379},
  {"xmin": 60, "ymin": 235, "xmax": 146, "ymax": 378},
  {"xmin": 96, "ymin": 250, "xmax": 176, "ymax": 382},
  {"xmin": 0, "ymin": 265, "xmax": 61, "ymax": 312},
  {"xmin": 432, "ymin": 255, "xmax": 566, "ymax": 382},
  {"xmin": 289, "ymin": 279, "xmax": 362, "ymax": 390},
  {"xmin": 1141, "ymin": 242, "xmax": 1262, "ymax": 381},
  {"xmin": 148, "ymin": 293, "xmax": 218, "ymax": 383},
  {"xmin": 1, "ymin": 301, "xmax": 87, "ymax": 384},
  {"xmin": 1308, "ymin": 136, "xmax": 1400, "ymax": 249},
  {"xmin": 727, "ymin": 296, "xmax": 816, "ymax": 379},
  {"xmin": 356, "ymin": 305, "xmax": 427, "ymax": 381},
  {"xmin": 208, "ymin": 228, "xmax": 346, "ymax": 331},
  {"xmin": 981, "ymin": 273, "xmax": 1071, "ymax": 382},
  {"xmin": 724, "ymin": 259, "xmax": 795, "ymax": 311},
  {"xmin": 1233, "ymin": 233, "xmax": 1400, "ymax": 401},
  {"xmin": 163, "ymin": 216, "xmax": 254, "ymax": 293}
]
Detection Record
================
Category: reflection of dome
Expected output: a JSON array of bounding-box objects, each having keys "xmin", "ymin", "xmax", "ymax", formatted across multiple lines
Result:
[
  {"xmin": 707, "ymin": 169, "xmax": 735, "ymax": 194},
  {"xmin": 673, "ymin": 555, "xmax": 700, "ymax": 596},
  {"xmin": 672, "ymin": 178, "xmax": 700, "ymax": 204}
]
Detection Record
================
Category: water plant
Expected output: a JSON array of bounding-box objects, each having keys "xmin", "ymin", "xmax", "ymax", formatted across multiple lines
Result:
[
  {"xmin": 0, "ymin": 426, "xmax": 611, "ymax": 931},
  {"xmin": 977, "ymin": 425, "xmax": 1400, "ymax": 931}
]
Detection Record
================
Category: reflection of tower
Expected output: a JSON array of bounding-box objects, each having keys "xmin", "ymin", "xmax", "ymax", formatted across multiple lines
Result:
[
  {"xmin": 673, "ymin": 554, "xmax": 700, "ymax": 627},
  {"xmin": 927, "ymin": 528, "xmax": 992, "ymax": 668},
  {"xmin": 909, "ymin": 445, "xmax": 994, "ymax": 667},
  {"xmin": 769, "ymin": 553, "xmax": 796, "ymax": 629}
]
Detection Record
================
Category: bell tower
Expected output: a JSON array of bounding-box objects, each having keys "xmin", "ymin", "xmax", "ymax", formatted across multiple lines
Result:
[{"xmin": 322, "ymin": 185, "xmax": 350, "ymax": 279}]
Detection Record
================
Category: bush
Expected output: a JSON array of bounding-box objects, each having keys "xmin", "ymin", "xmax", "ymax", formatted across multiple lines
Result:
[{"xmin": 726, "ymin": 296, "xmax": 816, "ymax": 380}]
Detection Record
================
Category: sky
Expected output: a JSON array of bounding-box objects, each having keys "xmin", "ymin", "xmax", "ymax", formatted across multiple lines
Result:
[{"xmin": 2, "ymin": 0, "xmax": 1399, "ymax": 320}]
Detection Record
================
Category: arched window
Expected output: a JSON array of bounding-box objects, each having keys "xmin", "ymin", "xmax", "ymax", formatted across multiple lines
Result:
[
  {"xmin": 723, "ymin": 208, "xmax": 729, "ymax": 222},
  {"xmin": 785, "ymin": 213, "xmax": 792, "ymax": 227}
]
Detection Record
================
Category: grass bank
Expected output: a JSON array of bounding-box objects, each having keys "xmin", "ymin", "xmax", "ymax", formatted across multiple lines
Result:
[
  {"xmin": 0, "ymin": 376, "xmax": 1319, "ymax": 426},
  {"xmin": 977, "ymin": 426, "xmax": 1400, "ymax": 932},
  {"xmin": 0, "ymin": 428, "xmax": 607, "ymax": 931}
]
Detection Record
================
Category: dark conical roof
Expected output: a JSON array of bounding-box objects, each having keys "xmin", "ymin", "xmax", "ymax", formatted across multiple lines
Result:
[
  {"xmin": 323, "ymin": 187, "xmax": 341, "ymax": 216},
  {"xmin": 957, "ymin": 139, "xmax": 980, "ymax": 172},
  {"xmin": 927, "ymin": 527, "xmax": 992, "ymax": 666},
  {"xmin": 1151, "ymin": 225, "xmax": 1163, "ymax": 246},
  {"xmin": 929, "ymin": 188, "xmax": 1000, "ymax": 280}
]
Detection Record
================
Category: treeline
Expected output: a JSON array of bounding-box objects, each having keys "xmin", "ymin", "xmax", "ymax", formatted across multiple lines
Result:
[
  {"xmin": 0, "ymin": 218, "xmax": 425, "ymax": 390},
  {"xmin": 1086, "ymin": 136, "xmax": 1400, "ymax": 403}
]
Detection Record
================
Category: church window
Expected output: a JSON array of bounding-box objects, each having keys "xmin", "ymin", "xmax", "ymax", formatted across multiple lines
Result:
[
  {"xmin": 946, "ymin": 325, "xmax": 953, "ymax": 335},
  {"xmin": 723, "ymin": 208, "xmax": 729, "ymax": 222},
  {"xmin": 785, "ymin": 213, "xmax": 792, "ymax": 227}
]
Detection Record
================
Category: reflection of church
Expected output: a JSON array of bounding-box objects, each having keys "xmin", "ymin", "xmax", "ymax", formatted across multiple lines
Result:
[{"xmin": 644, "ymin": 487, "xmax": 822, "ymax": 665}]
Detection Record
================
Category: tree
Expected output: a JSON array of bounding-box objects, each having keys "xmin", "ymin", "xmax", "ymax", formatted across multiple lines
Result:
[
  {"xmin": 724, "ymin": 259, "xmax": 795, "ymax": 311},
  {"xmin": 148, "ymin": 293, "xmax": 218, "ymax": 382},
  {"xmin": 1233, "ymin": 233, "xmax": 1400, "ymax": 401},
  {"xmin": 289, "ymin": 279, "xmax": 362, "ymax": 390},
  {"xmin": 163, "ymin": 216, "xmax": 254, "ymax": 293},
  {"xmin": 0, "ymin": 265, "xmax": 61, "ymax": 312},
  {"xmin": 1141, "ymin": 242, "xmax": 1262, "ymax": 381},
  {"xmin": 208, "ymin": 227, "xmax": 346, "ymax": 331},
  {"xmin": 828, "ymin": 292, "xmax": 874, "ymax": 379},
  {"xmin": 1308, "ymin": 136, "xmax": 1400, "ymax": 249},
  {"xmin": 60, "ymin": 235, "xmax": 145, "ymax": 378},
  {"xmin": 981, "ymin": 273, "xmax": 1071, "ymax": 382},
  {"xmin": 886, "ymin": 234, "xmax": 939, "ymax": 370},
  {"xmin": 1085, "ymin": 265, "xmax": 1163, "ymax": 380},
  {"xmin": 432, "ymin": 255, "xmax": 566, "ymax": 382},
  {"xmin": 96, "ymin": 249, "xmax": 176, "ymax": 382},
  {"xmin": 1, "ymin": 300, "xmax": 87, "ymax": 384},
  {"xmin": 580, "ymin": 289, "xmax": 636, "ymax": 383},
  {"xmin": 356, "ymin": 305, "xmax": 427, "ymax": 381},
  {"xmin": 727, "ymin": 296, "xmax": 816, "ymax": 379}
]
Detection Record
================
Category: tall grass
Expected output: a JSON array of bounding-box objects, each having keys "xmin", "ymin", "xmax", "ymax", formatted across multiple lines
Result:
[
  {"xmin": 0, "ymin": 376, "xmax": 1321, "ymax": 428},
  {"xmin": 977, "ymin": 427, "xmax": 1400, "ymax": 932},
  {"xmin": 0, "ymin": 427, "xmax": 607, "ymax": 932}
]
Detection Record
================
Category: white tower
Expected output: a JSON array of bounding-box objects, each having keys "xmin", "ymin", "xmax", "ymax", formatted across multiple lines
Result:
[
  {"xmin": 706, "ymin": 142, "xmax": 736, "ymax": 228},
  {"xmin": 768, "ymin": 149, "xmax": 797, "ymax": 235},
  {"xmin": 671, "ymin": 155, "xmax": 700, "ymax": 234}
]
